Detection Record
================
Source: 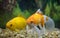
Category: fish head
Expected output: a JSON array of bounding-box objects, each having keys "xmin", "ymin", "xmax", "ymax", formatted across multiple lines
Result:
[{"xmin": 6, "ymin": 20, "xmax": 16, "ymax": 31}]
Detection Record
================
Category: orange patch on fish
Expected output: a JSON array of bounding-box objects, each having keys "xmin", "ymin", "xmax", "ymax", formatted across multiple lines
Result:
[{"xmin": 27, "ymin": 13, "xmax": 44, "ymax": 27}]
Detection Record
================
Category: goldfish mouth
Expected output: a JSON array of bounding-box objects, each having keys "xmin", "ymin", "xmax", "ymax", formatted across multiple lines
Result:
[
  {"xmin": 6, "ymin": 27, "xmax": 8, "ymax": 28},
  {"xmin": 6, "ymin": 27, "xmax": 12, "ymax": 30},
  {"xmin": 6, "ymin": 26, "xmax": 10, "ymax": 29},
  {"xmin": 6, "ymin": 26, "xmax": 14, "ymax": 31}
]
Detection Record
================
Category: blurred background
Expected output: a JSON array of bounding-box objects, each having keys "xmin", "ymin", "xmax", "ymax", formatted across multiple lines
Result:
[{"xmin": 0, "ymin": 0, "xmax": 60, "ymax": 29}]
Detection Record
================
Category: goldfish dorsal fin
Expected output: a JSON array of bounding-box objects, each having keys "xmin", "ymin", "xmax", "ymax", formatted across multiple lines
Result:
[
  {"xmin": 36, "ymin": 9, "xmax": 42, "ymax": 14},
  {"xmin": 17, "ymin": 14, "xmax": 26, "ymax": 18},
  {"xmin": 17, "ymin": 14, "xmax": 22, "ymax": 17}
]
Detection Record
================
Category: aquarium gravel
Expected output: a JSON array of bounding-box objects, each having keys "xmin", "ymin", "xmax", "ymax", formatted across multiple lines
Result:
[{"xmin": 0, "ymin": 28, "xmax": 60, "ymax": 38}]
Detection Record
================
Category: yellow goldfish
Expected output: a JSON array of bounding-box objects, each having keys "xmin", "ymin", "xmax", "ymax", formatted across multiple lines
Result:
[{"xmin": 6, "ymin": 16, "xmax": 27, "ymax": 32}]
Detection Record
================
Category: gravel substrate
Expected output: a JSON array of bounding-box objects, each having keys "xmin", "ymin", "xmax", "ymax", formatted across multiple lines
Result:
[{"xmin": 0, "ymin": 28, "xmax": 60, "ymax": 38}]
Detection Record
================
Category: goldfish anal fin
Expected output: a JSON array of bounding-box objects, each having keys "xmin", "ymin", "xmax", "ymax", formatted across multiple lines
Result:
[{"xmin": 15, "ymin": 29, "xmax": 20, "ymax": 33}]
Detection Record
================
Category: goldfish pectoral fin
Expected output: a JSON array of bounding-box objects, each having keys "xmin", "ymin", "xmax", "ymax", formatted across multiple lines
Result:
[
  {"xmin": 15, "ymin": 29, "xmax": 20, "ymax": 33},
  {"xmin": 38, "ymin": 24, "xmax": 46, "ymax": 35},
  {"xmin": 33, "ymin": 26, "xmax": 44, "ymax": 37},
  {"xmin": 41, "ymin": 26, "xmax": 46, "ymax": 34},
  {"xmin": 37, "ymin": 25, "xmax": 41, "ymax": 30},
  {"xmin": 38, "ymin": 24, "xmax": 43, "ymax": 29},
  {"xmin": 26, "ymin": 25, "xmax": 30, "ymax": 32},
  {"xmin": 33, "ymin": 25, "xmax": 41, "ymax": 35},
  {"xmin": 26, "ymin": 25, "xmax": 29, "ymax": 29}
]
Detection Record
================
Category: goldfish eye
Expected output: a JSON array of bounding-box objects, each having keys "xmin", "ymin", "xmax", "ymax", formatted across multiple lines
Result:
[
  {"xmin": 30, "ymin": 21, "xmax": 33, "ymax": 23},
  {"xmin": 10, "ymin": 24, "xmax": 12, "ymax": 27}
]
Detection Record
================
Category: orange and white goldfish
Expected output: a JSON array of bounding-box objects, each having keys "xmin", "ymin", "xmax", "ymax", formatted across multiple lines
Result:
[
  {"xmin": 26, "ymin": 9, "xmax": 55, "ymax": 37},
  {"xmin": 26, "ymin": 9, "xmax": 52, "ymax": 37},
  {"xmin": 26, "ymin": 9, "xmax": 48, "ymax": 28}
]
